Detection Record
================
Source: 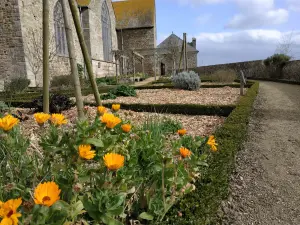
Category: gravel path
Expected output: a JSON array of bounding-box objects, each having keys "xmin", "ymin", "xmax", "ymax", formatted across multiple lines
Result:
[{"xmin": 222, "ymin": 81, "xmax": 300, "ymax": 225}]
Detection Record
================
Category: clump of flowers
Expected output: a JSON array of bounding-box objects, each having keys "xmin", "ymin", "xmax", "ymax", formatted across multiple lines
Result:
[
  {"xmin": 101, "ymin": 113, "xmax": 121, "ymax": 129},
  {"xmin": 112, "ymin": 104, "xmax": 120, "ymax": 112},
  {"xmin": 103, "ymin": 153, "xmax": 125, "ymax": 171},
  {"xmin": 180, "ymin": 147, "xmax": 192, "ymax": 158},
  {"xmin": 34, "ymin": 182, "xmax": 61, "ymax": 207},
  {"xmin": 78, "ymin": 145, "xmax": 96, "ymax": 160},
  {"xmin": 0, "ymin": 198, "xmax": 22, "ymax": 225},
  {"xmin": 0, "ymin": 114, "xmax": 19, "ymax": 132},
  {"xmin": 97, "ymin": 106, "xmax": 107, "ymax": 115},
  {"xmin": 207, "ymin": 135, "xmax": 218, "ymax": 151},
  {"xmin": 121, "ymin": 124, "xmax": 131, "ymax": 133},
  {"xmin": 50, "ymin": 114, "xmax": 67, "ymax": 126},
  {"xmin": 177, "ymin": 129, "xmax": 187, "ymax": 136},
  {"xmin": 34, "ymin": 112, "xmax": 51, "ymax": 126}
]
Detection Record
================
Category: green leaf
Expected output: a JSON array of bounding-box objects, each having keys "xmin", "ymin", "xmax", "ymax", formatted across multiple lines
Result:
[
  {"xmin": 139, "ymin": 212, "xmax": 154, "ymax": 221},
  {"xmin": 101, "ymin": 214, "xmax": 123, "ymax": 225},
  {"xmin": 107, "ymin": 206, "xmax": 124, "ymax": 216},
  {"xmin": 86, "ymin": 138, "xmax": 104, "ymax": 147}
]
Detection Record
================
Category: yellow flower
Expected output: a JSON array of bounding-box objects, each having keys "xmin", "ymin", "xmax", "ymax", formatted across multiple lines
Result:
[
  {"xmin": 34, "ymin": 181, "xmax": 61, "ymax": 207},
  {"xmin": 177, "ymin": 129, "xmax": 187, "ymax": 136},
  {"xmin": 97, "ymin": 106, "xmax": 107, "ymax": 115},
  {"xmin": 50, "ymin": 114, "xmax": 67, "ymax": 126},
  {"xmin": 180, "ymin": 147, "xmax": 192, "ymax": 158},
  {"xmin": 101, "ymin": 113, "xmax": 115, "ymax": 124},
  {"xmin": 111, "ymin": 104, "xmax": 120, "ymax": 112},
  {"xmin": 0, "ymin": 198, "xmax": 22, "ymax": 225},
  {"xmin": 103, "ymin": 153, "xmax": 125, "ymax": 171},
  {"xmin": 0, "ymin": 115, "xmax": 19, "ymax": 132},
  {"xmin": 101, "ymin": 113, "xmax": 121, "ymax": 129},
  {"xmin": 34, "ymin": 113, "xmax": 50, "ymax": 126},
  {"xmin": 207, "ymin": 135, "xmax": 218, "ymax": 152},
  {"xmin": 78, "ymin": 145, "xmax": 96, "ymax": 160},
  {"xmin": 121, "ymin": 124, "xmax": 131, "ymax": 133}
]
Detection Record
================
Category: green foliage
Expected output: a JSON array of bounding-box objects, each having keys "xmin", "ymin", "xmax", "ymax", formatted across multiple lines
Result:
[
  {"xmin": 264, "ymin": 54, "xmax": 291, "ymax": 67},
  {"xmin": 159, "ymin": 117, "xmax": 182, "ymax": 133},
  {"xmin": 77, "ymin": 63, "xmax": 84, "ymax": 78},
  {"xmin": 162, "ymin": 82, "xmax": 259, "ymax": 224},
  {"xmin": 101, "ymin": 85, "xmax": 137, "ymax": 100},
  {"xmin": 96, "ymin": 77, "xmax": 117, "ymax": 85},
  {"xmin": 172, "ymin": 71, "xmax": 201, "ymax": 91},
  {"xmin": 31, "ymin": 93, "xmax": 74, "ymax": 113},
  {"xmin": 0, "ymin": 101, "xmax": 8, "ymax": 112},
  {"xmin": 4, "ymin": 77, "xmax": 30, "ymax": 93},
  {"xmin": 51, "ymin": 75, "xmax": 73, "ymax": 88}
]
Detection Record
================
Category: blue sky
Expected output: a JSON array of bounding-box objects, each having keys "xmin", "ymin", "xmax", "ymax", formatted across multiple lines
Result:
[{"xmin": 155, "ymin": 0, "xmax": 300, "ymax": 65}]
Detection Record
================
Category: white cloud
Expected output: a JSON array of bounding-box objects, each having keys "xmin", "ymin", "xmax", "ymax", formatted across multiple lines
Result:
[
  {"xmin": 226, "ymin": 0, "xmax": 289, "ymax": 29},
  {"xmin": 193, "ymin": 29, "xmax": 300, "ymax": 65},
  {"xmin": 196, "ymin": 14, "xmax": 212, "ymax": 24},
  {"xmin": 286, "ymin": 0, "xmax": 300, "ymax": 12}
]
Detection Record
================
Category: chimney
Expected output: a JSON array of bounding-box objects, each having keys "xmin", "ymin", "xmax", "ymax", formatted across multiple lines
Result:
[{"xmin": 192, "ymin": 37, "xmax": 196, "ymax": 49}]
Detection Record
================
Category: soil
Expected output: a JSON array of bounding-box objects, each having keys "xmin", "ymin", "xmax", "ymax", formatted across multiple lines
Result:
[{"xmin": 221, "ymin": 81, "xmax": 300, "ymax": 225}]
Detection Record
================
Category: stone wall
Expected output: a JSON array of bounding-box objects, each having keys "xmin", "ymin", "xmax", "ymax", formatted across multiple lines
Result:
[{"xmin": 0, "ymin": 0, "xmax": 27, "ymax": 90}]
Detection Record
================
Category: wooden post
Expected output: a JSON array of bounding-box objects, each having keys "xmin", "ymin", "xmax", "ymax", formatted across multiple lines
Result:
[
  {"xmin": 183, "ymin": 33, "xmax": 188, "ymax": 71},
  {"xmin": 42, "ymin": 0, "xmax": 50, "ymax": 113},
  {"xmin": 142, "ymin": 59, "xmax": 145, "ymax": 75},
  {"xmin": 240, "ymin": 70, "xmax": 245, "ymax": 96},
  {"xmin": 154, "ymin": 52, "xmax": 157, "ymax": 81},
  {"xmin": 68, "ymin": 0, "xmax": 101, "ymax": 106},
  {"xmin": 62, "ymin": 0, "xmax": 84, "ymax": 119},
  {"xmin": 133, "ymin": 53, "xmax": 135, "ymax": 83}
]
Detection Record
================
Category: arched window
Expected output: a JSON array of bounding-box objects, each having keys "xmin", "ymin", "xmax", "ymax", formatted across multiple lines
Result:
[
  {"xmin": 101, "ymin": 1, "xmax": 112, "ymax": 61},
  {"xmin": 54, "ymin": 0, "xmax": 68, "ymax": 56}
]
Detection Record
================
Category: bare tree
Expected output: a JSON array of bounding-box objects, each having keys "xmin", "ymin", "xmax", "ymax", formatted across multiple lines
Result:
[
  {"xmin": 275, "ymin": 31, "xmax": 295, "ymax": 58},
  {"xmin": 164, "ymin": 38, "xmax": 181, "ymax": 76}
]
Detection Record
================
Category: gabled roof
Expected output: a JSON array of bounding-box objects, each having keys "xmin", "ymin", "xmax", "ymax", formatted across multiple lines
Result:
[
  {"xmin": 157, "ymin": 34, "xmax": 198, "ymax": 52},
  {"xmin": 112, "ymin": 0, "xmax": 155, "ymax": 30}
]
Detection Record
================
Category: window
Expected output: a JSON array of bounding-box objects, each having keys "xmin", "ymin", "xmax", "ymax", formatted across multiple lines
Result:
[
  {"xmin": 54, "ymin": 0, "xmax": 68, "ymax": 56},
  {"xmin": 101, "ymin": 1, "xmax": 112, "ymax": 61}
]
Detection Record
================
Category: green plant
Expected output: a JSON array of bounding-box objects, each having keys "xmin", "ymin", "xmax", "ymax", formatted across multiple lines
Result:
[
  {"xmin": 209, "ymin": 69, "xmax": 237, "ymax": 83},
  {"xmin": 4, "ymin": 77, "xmax": 31, "ymax": 93},
  {"xmin": 159, "ymin": 117, "xmax": 182, "ymax": 133},
  {"xmin": 77, "ymin": 63, "xmax": 84, "ymax": 78},
  {"xmin": 51, "ymin": 75, "xmax": 73, "ymax": 88},
  {"xmin": 96, "ymin": 77, "xmax": 117, "ymax": 85},
  {"xmin": 264, "ymin": 54, "xmax": 291, "ymax": 67},
  {"xmin": 31, "ymin": 93, "xmax": 74, "ymax": 113},
  {"xmin": 101, "ymin": 85, "xmax": 137, "ymax": 100},
  {"xmin": 0, "ymin": 101, "xmax": 9, "ymax": 112},
  {"xmin": 172, "ymin": 71, "xmax": 201, "ymax": 90}
]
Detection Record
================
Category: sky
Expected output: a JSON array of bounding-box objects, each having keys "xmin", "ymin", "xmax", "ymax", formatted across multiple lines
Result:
[{"xmin": 155, "ymin": 0, "xmax": 300, "ymax": 66}]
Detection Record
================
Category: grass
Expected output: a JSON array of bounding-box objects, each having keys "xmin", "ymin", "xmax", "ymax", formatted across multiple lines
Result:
[{"xmin": 161, "ymin": 82, "xmax": 259, "ymax": 225}]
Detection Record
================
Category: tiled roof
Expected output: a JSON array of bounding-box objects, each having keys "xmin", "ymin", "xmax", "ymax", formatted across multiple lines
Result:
[
  {"xmin": 112, "ymin": 0, "xmax": 155, "ymax": 29},
  {"xmin": 157, "ymin": 34, "xmax": 198, "ymax": 52}
]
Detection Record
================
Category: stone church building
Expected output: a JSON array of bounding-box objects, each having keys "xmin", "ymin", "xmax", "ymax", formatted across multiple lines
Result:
[{"xmin": 0, "ymin": 0, "xmax": 198, "ymax": 88}]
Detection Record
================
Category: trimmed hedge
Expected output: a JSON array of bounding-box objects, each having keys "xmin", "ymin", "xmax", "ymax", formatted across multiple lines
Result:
[
  {"xmin": 88, "ymin": 102, "xmax": 236, "ymax": 116},
  {"xmin": 161, "ymin": 82, "xmax": 259, "ymax": 225},
  {"xmin": 248, "ymin": 77, "xmax": 300, "ymax": 85}
]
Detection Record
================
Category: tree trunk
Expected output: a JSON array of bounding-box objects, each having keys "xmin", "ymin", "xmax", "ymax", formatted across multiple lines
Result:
[
  {"xmin": 68, "ymin": 0, "xmax": 102, "ymax": 106},
  {"xmin": 61, "ymin": 0, "xmax": 84, "ymax": 119},
  {"xmin": 42, "ymin": 0, "xmax": 50, "ymax": 113}
]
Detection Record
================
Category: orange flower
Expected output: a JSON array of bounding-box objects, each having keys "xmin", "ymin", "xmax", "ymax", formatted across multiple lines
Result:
[
  {"xmin": 0, "ymin": 115, "xmax": 19, "ymax": 132},
  {"xmin": 103, "ymin": 153, "xmax": 125, "ymax": 171},
  {"xmin": 50, "ymin": 114, "xmax": 67, "ymax": 126},
  {"xmin": 101, "ymin": 113, "xmax": 121, "ymax": 129},
  {"xmin": 121, "ymin": 124, "xmax": 131, "ymax": 133},
  {"xmin": 179, "ymin": 147, "xmax": 192, "ymax": 158},
  {"xmin": 0, "ymin": 198, "xmax": 22, "ymax": 225},
  {"xmin": 111, "ymin": 104, "xmax": 120, "ymax": 112},
  {"xmin": 177, "ymin": 129, "xmax": 187, "ymax": 136},
  {"xmin": 78, "ymin": 145, "xmax": 96, "ymax": 160},
  {"xmin": 207, "ymin": 135, "xmax": 218, "ymax": 152},
  {"xmin": 34, "ymin": 113, "xmax": 50, "ymax": 126},
  {"xmin": 97, "ymin": 106, "xmax": 107, "ymax": 115},
  {"xmin": 34, "ymin": 182, "xmax": 61, "ymax": 207},
  {"xmin": 101, "ymin": 113, "xmax": 114, "ymax": 124}
]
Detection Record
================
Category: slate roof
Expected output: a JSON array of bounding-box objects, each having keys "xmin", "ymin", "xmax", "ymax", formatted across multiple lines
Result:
[
  {"xmin": 157, "ymin": 34, "xmax": 198, "ymax": 53},
  {"xmin": 112, "ymin": 0, "xmax": 155, "ymax": 30}
]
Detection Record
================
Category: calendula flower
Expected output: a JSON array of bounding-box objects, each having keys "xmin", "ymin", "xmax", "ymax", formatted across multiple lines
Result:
[
  {"xmin": 180, "ymin": 147, "xmax": 192, "ymax": 158},
  {"xmin": 50, "ymin": 114, "xmax": 67, "ymax": 126},
  {"xmin": 106, "ymin": 116, "xmax": 122, "ymax": 129},
  {"xmin": 34, "ymin": 113, "xmax": 50, "ymax": 126},
  {"xmin": 103, "ymin": 153, "xmax": 125, "ymax": 171},
  {"xmin": 207, "ymin": 135, "xmax": 218, "ymax": 152},
  {"xmin": 101, "ymin": 113, "xmax": 115, "ymax": 124},
  {"xmin": 97, "ymin": 106, "xmax": 107, "ymax": 115},
  {"xmin": 78, "ymin": 145, "xmax": 96, "ymax": 160},
  {"xmin": 111, "ymin": 104, "xmax": 120, "ymax": 112},
  {"xmin": 0, "ymin": 198, "xmax": 22, "ymax": 225},
  {"xmin": 177, "ymin": 129, "xmax": 187, "ymax": 136},
  {"xmin": 121, "ymin": 124, "xmax": 131, "ymax": 133},
  {"xmin": 0, "ymin": 115, "xmax": 19, "ymax": 132},
  {"xmin": 34, "ymin": 182, "xmax": 61, "ymax": 207}
]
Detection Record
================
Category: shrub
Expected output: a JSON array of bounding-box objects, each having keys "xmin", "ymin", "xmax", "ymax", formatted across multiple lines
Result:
[
  {"xmin": 96, "ymin": 77, "xmax": 117, "ymax": 85},
  {"xmin": 31, "ymin": 93, "xmax": 73, "ymax": 113},
  {"xmin": 172, "ymin": 71, "xmax": 200, "ymax": 90},
  {"xmin": 51, "ymin": 75, "xmax": 73, "ymax": 88},
  {"xmin": 101, "ymin": 85, "xmax": 137, "ymax": 100},
  {"xmin": 4, "ymin": 77, "xmax": 30, "ymax": 93},
  {"xmin": 264, "ymin": 53, "xmax": 291, "ymax": 67},
  {"xmin": 209, "ymin": 69, "xmax": 237, "ymax": 83},
  {"xmin": 0, "ymin": 101, "xmax": 8, "ymax": 112}
]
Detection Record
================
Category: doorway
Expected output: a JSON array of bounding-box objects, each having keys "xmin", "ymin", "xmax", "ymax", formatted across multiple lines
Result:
[{"xmin": 161, "ymin": 63, "xmax": 165, "ymax": 75}]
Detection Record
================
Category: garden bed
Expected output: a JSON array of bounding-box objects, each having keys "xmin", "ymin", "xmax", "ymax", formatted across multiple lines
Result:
[{"xmin": 83, "ymin": 87, "xmax": 245, "ymax": 106}]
